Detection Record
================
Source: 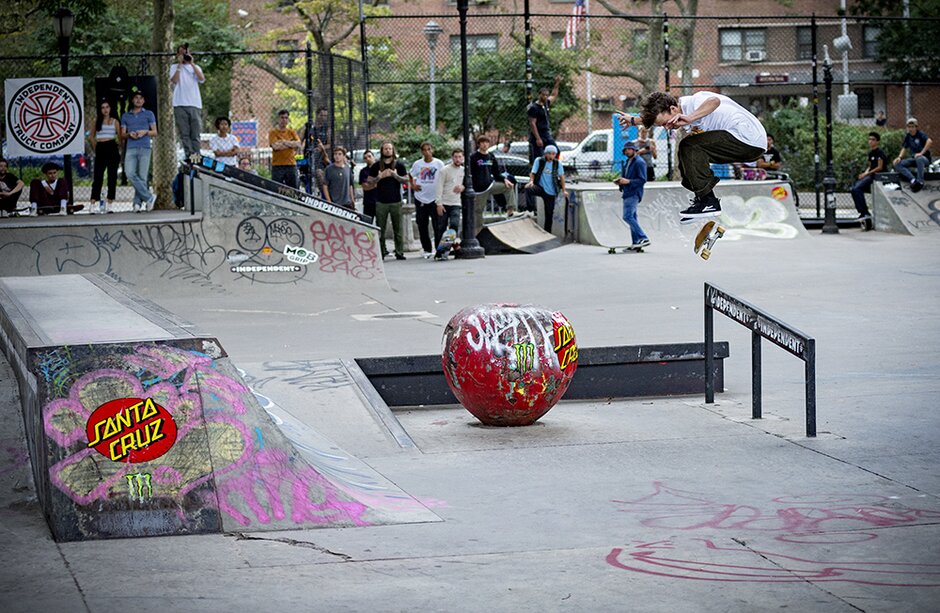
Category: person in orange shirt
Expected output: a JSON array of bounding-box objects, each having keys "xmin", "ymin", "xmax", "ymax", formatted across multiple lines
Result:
[{"xmin": 269, "ymin": 109, "xmax": 301, "ymax": 189}]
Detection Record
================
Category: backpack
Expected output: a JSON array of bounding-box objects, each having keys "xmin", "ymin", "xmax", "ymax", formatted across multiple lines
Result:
[{"xmin": 533, "ymin": 157, "xmax": 560, "ymax": 192}]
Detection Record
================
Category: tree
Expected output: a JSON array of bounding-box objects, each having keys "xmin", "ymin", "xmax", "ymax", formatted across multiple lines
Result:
[
  {"xmin": 850, "ymin": 0, "xmax": 940, "ymax": 82},
  {"xmin": 152, "ymin": 0, "xmax": 175, "ymax": 210}
]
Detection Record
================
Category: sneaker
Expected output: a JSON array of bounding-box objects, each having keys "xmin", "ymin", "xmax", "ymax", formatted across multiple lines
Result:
[
  {"xmin": 30, "ymin": 204, "xmax": 37, "ymax": 216},
  {"xmin": 679, "ymin": 196, "xmax": 721, "ymax": 219},
  {"xmin": 147, "ymin": 193, "xmax": 157, "ymax": 210},
  {"xmin": 133, "ymin": 202, "xmax": 141, "ymax": 213},
  {"xmin": 395, "ymin": 253, "xmax": 406, "ymax": 261},
  {"xmin": 53, "ymin": 206, "xmax": 67, "ymax": 216},
  {"xmin": 422, "ymin": 251, "xmax": 433, "ymax": 259},
  {"xmin": 911, "ymin": 181, "xmax": 924, "ymax": 193},
  {"xmin": 857, "ymin": 213, "xmax": 871, "ymax": 221},
  {"xmin": 634, "ymin": 238, "xmax": 651, "ymax": 248},
  {"xmin": 88, "ymin": 203, "xmax": 97, "ymax": 215}
]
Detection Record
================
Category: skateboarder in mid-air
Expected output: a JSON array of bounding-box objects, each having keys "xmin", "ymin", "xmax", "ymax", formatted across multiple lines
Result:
[{"xmin": 618, "ymin": 91, "xmax": 767, "ymax": 223}]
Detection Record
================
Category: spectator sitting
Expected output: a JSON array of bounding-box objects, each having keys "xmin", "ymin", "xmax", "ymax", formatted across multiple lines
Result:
[
  {"xmin": 0, "ymin": 158, "xmax": 25, "ymax": 217},
  {"xmin": 757, "ymin": 134, "xmax": 782, "ymax": 172},
  {"xmin": 893, "ymin": 117, "xmax": 932, "ymax": 193},
  {"xmin": 237, "ymin": 157, "xmax": 257, "ymax": 175},
  {"xmin": 29, "ymin": 162, "xmax": 75, "ymax": 216}
]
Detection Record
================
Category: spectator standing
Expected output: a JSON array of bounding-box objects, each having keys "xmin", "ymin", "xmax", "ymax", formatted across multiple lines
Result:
[
  {"xmin": 89, "ymin": 100, "xmax": 122, "ymax": 214},
  {"xmin": 850, "ymin": 132, "xmax": 888, "ymax": 228},
  {"xmin": 370, "ymin": 142, "xmax": 409, "ymax": 260},
  {"xmin": 613, "ymin": 141, "xmax": 650, "ymax": 250},
  {"xmin": 757, "ymin": 134, "xmax": 782, "ymax": 172},
  {"xmin": 120, "ymin": 91, "xmax": 158, "ymax": 212},
  {"xmin": 359, "ymin": 150, "xmax": 377, "ymax": 218},
  {"xmin": 302, "ymin": 107, "xmax": 331, "ymax": 194},
  {"xmin": 893, "ymin": 118, "xmax": 932, "ymax": 193},
  {"xmin": 0, "ymin": 158, "xmax": 25, "ymax": 216},
  {"xmin": 209, "ymin": 117, "xmax": 241, "ymax": 166},
  {"xmin": 524, "ymin": 144, "xmax": 567, "ymax": 233},
  {"xmin": 29, "ymin": 162, "xmax": 73, "ymax": 216},
  {"xmin": 322, "ymin": 146, "xmax": 355, "ymax": 210},
  {"xmin": 410, "ymin": 142, "xmax": 445, "ymax": 258},
  {"xmin": 527, "ymin": 75, "xmax": 562, "ymax": 162},
  {"xmin": 470, "ymin": 135, "xmax": 517, "ymax": 232},
  {"xmin": 636, "ymin": 126, "xmax": 657, "ymax": 182},
  {"xmin": 269, "ymin": 109, "xmax": 302, "ymax": 189},
  {"xmin": 433, "ymin": 149, "xmax": 466, "ymax": 256},
  {"xmin": 169, "ymin": 43, "xmax": 205, "ymax": 160}
]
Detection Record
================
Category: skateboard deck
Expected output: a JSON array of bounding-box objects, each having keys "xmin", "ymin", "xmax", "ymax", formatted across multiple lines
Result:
[
  {"xmin": 605, "ymin": 245, "xmax": 645, "ymax": 254},
  {"xmin": 693, "ymin": 220, "xmax": 724, "ymax": 260}
]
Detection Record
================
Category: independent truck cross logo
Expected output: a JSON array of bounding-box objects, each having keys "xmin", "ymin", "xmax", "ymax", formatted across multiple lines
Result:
[{"xmin": 7, "ymin": 79, "xmax": 82, "ymax": 154}]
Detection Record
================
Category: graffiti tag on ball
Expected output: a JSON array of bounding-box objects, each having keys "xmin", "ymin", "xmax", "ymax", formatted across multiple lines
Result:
[{"xmin": 86, "ymin": 397, "xmax": 178, "ymax": 462}]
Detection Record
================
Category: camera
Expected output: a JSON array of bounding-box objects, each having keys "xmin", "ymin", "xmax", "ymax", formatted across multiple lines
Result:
[{"xmin": 183, "ymin": 53, "xmax": 193, "ymax": 62}]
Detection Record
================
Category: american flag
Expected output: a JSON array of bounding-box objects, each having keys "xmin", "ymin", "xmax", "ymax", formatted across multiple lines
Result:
[{"xmin": 562, "ymin": 0, "xmax": 587, "ymax": 50}]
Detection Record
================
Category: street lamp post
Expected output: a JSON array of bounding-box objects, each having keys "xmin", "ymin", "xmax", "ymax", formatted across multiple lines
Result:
[
  {"xmin": 423, "ymin": 21, "xmax": 442, "ymax": 133},
  {"xmin": 821, "ymin": 45, "xmax": 839, "ymax": 235},
  {"xmin": 53, "ymin": 7, "xmax": 75, "ymax": 208},
  {"xmin": 455, "ymin": 0, "xmax": 484, "ymax": 259}
]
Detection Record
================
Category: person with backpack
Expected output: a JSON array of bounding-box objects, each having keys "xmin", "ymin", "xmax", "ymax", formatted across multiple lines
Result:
[
  {"xmin": 524, "ymin": 144, "xmax": 567, "ymax": 233},
  {"xmin": 613, "ymin": 141, "xmax": 650, "ymax": 250}
]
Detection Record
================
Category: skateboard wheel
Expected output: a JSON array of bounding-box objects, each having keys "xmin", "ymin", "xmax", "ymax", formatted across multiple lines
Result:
[
  {"xmin": 608, "ymin": 248, "xmax": 615, "ymax": 254},
  {"xmin": 701, "ymin": 249, "xmax": 711, "ymax": 260}
]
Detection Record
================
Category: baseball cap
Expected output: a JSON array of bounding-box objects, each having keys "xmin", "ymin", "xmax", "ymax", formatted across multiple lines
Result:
[
  {"xmin": 544, "ymin": 144, "xmax": 558, "ymax": 155},
  {"xmin": 906, "ymin": 117, "xmax": 918, "ymax": 126}
]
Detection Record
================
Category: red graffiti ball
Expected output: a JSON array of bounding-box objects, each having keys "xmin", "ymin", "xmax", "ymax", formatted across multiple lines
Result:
[
  {"xmin": 85, "ymin": 397, "xmax": 178, "ymax": 463},
  {"xmin": 442, "ymin": 304, "xmax": 578, "ymax": 426}
]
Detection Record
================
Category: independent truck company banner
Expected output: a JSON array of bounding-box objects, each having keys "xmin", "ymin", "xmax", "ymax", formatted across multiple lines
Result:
[{"xmin": 4, "ymin": 77, "xmax": 85, "ymax": 156}]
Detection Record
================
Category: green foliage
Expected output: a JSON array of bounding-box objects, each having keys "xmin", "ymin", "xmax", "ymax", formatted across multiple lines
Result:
[
  {"xmin": 386, "ymin": 128, "xmax": 452, "ymax": 165},
  {"xmin": 370, "ymin": 36, "xmax": 579, "ymax": 143},
  {"xmin": 762, "ymin": 102, "xmax": 908, "ymax": 192},
  {"xmin": 850, "ymin": 0, "xmax": 940, "ymax": 82}
]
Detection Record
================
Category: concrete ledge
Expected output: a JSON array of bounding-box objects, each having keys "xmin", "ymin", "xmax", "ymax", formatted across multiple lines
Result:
[{"xmin": 354, "ymin": 342, "xmax": 729, "ymax": 407}]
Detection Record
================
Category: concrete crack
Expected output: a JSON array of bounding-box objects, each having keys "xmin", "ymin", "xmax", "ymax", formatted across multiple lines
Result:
[{"xmin": 228, "ymin": 532, "xmax": 353, "ymax": 561}]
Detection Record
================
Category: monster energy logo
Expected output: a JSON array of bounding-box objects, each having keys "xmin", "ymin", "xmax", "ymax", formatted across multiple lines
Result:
[
  {"xmin": 514, "ymin": 343, "xmax": 535, "ymax": 373},
  {"xmin": 126, "ymin": 473, "xmax": 153, "ymax": 502}
]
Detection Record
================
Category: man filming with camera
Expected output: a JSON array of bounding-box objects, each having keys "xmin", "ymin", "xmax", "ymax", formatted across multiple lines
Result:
[{"xmin": 170, "ymin": 43, "xmax": 206, "ymax": 161}]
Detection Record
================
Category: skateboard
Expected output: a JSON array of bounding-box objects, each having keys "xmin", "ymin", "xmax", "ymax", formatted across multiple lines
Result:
[
  {"xmin": 693, "ymin": 220, "xmax": 725, "ymax": 260},
  {"xmin": 606, "ymin": 245, "xmax": 645, "ymax": 254},
  {"xmin": 435, "ymin": 228, "xmax": 459, "ymax": 260}
]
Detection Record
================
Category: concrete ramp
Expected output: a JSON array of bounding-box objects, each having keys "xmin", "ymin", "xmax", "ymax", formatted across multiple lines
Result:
[
  {"xmin": 0, "ymin": 274, "xmax": 437, "ymax": 541},
  {"xmin": 571, "ymin": 180, "xmax": 809, "ymax": 247},
  {"xmin": 0, "ymin": 165, "xmax": 387, "ymax": 293},
  {"xmin": 872, "ymin": 180, "xmax": 940, "ymax": 235},
  {"xmin": 478, "ymin": 215, "xmax": 563, "ymax": 254}
]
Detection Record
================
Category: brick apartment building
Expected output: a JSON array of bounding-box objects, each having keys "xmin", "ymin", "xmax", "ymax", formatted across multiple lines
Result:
[{"xmin": 231, "ymin": 0, "xmax": 934, "ymax": 144}]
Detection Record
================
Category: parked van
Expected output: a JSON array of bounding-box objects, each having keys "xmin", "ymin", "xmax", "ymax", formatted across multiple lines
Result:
[{"xmin": 564, "ymin": 128, "xmax": 669, "ymax": 178}]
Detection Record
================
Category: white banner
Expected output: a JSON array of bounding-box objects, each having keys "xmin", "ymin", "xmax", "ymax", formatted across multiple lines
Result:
[{"xmin": 4, "ymin": 76, "xmax": 85, "ymax": 157}]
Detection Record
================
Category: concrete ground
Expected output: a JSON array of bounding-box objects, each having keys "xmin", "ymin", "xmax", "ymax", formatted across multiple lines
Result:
[{"xmin": 1, "ymin": 224, "xmax": 939, "ymax": 612}]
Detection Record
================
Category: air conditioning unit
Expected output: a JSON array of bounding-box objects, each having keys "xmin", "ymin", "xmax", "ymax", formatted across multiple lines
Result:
[{"xmin": 746, "ymin": 50, "xmax": 766, "ymax": 62}]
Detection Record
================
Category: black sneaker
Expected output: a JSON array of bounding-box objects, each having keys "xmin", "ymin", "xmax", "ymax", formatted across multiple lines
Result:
[
  {"xmin": 395, "ymin": 253, "xmax": 406, "ymax": 260},
  {"xmin": 857, "ymin": 213, "xmax": 871, "ymax": 221},
  {"xmin": 911, "ymin": 181, "xmax": 924, "ymax": 193},
  {"xmin": 679, "ymin": 197, "xmax": 721, "ymax": 219}
]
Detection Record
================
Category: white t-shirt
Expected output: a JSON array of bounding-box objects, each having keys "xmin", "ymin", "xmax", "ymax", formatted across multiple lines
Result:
[
  {"xmin": 209, "ymin": 133, "xmax": 241, "ymax": 166},
  {"xmin": 169, "ymin": 63, "xmax": 204, "ymax": 108},
  {"xmin": 410, "ymin": 158, "xmax": 445, "ymax": 204},
  {"xmin": 678, "ymin": 92, "xmax": 766, "ymax": 150}
]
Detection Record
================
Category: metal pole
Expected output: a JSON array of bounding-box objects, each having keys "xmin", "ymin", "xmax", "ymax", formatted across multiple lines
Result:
[
  {"xmin": 456, "ymin": 0, "xmax": 484, "ymax": 259},
  {"xmin": 524, "ymin": 0, "xmax": 532, "ymax": 103},
  {"xmin": 705, "ymin": 297, "xmax": 714, "ymax": 404},
  {"xmin": 663, "ymin": 14, "xmax": 673, "ymax": 180},
  {"xmin": 805, "ymin": 339, "xmax": 817, "ymax": 437},
  {"xmin": 812, "ymin": 15, "xmax": 821, "ymax": 218},
  {"xmin": 751, "ymin": 331, "xmax": 762, "ymax": 419},
  {"xmin": 59, "ymin": 36, "xmax": 74, "ymax": 207},
  {"xmin": 585, "ymin": 0, "xmax": 592, "ymax": 133},
  {"xmin": 904, "ymin": 0, "xmax": 912, "ymax": 119},
  {"xmin": 429, "ymin": 40, "xmax": 437, "ymax": 132},
  {"xmin": 822, "ymin": 45, "xmax": 839, "ymax": 234},
  {"xmin": 305, "ymin": 43, "xmax": 314, "ymax": 195},
  {"xmin": 358, "ymin": 0, "xmax": 370, "ymax": 149},
  {"xmin": 347, "ymin": 59, "xmax": 354, "ymax": 150}
]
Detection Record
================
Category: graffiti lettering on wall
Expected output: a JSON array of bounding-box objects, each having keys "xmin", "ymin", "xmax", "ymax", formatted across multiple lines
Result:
[
  {"xmin": 605, "ymin": 481, "xmax": 940, "ymax": 585},
  {"xmin": 240, "ymin": 360, "xmax": 352, "ymax": 393},
  {"xmin": 227, "ymin": 216, "xmax": 308, "ymax": 284},
  {"xmin": 39, "ymin": 343, "xmax": 371, "ymax": 530},
  {"xmin": 86, "ymin": 397, "xmax": 177, "ymax": 462},
  {"xmin": 309, "ymin": 220, "xmax": 380, "ymax": 280}
]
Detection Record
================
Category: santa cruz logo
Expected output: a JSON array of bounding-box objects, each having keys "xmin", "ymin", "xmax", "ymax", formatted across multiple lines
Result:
[
  {"xmin": 86, "ymin": 398, "xmax": 178, "ymax": 463},
  {"xmin": 7, "ymin": 79, "xmax": 82, "ymax": 153}
]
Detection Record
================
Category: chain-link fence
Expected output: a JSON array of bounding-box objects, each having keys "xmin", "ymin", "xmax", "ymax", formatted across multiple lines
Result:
[
  {"xmin": 0, "ymin": 48, "xmax": 366, "ymax": 208},
  {"xmin": 364, "ymin": 10, "xmax": 939, "ymax": 218}
]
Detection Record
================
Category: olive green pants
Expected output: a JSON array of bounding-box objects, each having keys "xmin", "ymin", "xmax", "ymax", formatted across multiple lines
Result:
[
  {"xmin": 678, "ymin": 131, "xmax": 765, "ymax": 197},
  {"xmin": 376, "ymin": 200, "xmax": 404, "ymax": 257}
]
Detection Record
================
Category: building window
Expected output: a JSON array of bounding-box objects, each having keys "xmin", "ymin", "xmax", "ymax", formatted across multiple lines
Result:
[
  {"xmin": 863, "ymin": 26, "xmax": 880, "ymax": 59},
  {"xmin": 276, "ymin": 39, "xmax": 297, "ymax": 69},
  {"xmin": 593, "ymin": 97, "xmax": 613, "ymax": 111},
  {"xmin": 796, "ymin": 27, "xmax": 813, "ymax": 61},
  {"xmin": 719, "ymin": 28, "xmax": 766, "ymax": 62},
  {"xmin": 855, "ymin": 88, "xmax": 874, "ymax": 118},
  {"xmin": 449, "ymin": 34, "xmax": 498, "ymax": 57},
  {"xmin": 551, "ymin": 32, "xmax": 566, "ymax": 48}
]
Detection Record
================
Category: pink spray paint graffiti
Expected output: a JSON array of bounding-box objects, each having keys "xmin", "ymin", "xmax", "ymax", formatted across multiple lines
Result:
[
  {"xmin": 605, "ymin": 481, "xmax": 940, "ymax": 586},
  {"xmin": 309, "ymin": 220, "xmax": 380, "ymax": 279}
]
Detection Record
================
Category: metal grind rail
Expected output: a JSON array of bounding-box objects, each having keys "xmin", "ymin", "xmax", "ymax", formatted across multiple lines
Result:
[{"xmin": 704, "ymin": 283, "xmax": 817, "ymax": 437}]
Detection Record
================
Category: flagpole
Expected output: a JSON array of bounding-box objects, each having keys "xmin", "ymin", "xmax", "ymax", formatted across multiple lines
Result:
[{"xmin": 585, "ymin": 0, "xmax": 592, "ymax": 133}]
